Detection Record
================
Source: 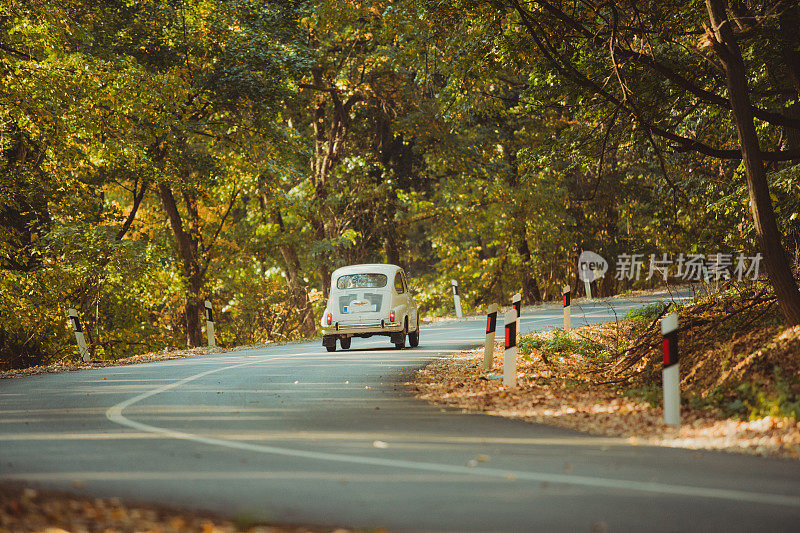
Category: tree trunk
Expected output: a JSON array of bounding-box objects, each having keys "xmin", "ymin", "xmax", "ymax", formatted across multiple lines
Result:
[
  {"xmin": 158, "ymin": 182, "xmax": 205, "ymax": 346},
  {"xmin": 268, "ymin": 207, "xmax": 317, "ymax": 337},
  {"xmin": 375, "ymin": 109, "xmax": 409, "ymax": 268},
  {"xmin": 320, "ymin": 263, "xmax": 331, "ymax": 300},
  {"xmin": 778, "ymin": 4, "xmax": 800, "ymax": 152},
  {"xmin": 706, "ymin": 0, "xmax": 800, "ymax": 325},
  {"xmin": 184, "ymin": 293, "xmax": 204, "ymax": 348},
  {"xmin": 283, "ymin": 247, "xmax": 317, "ymax": 337},
  {"xmin": 501, "ymin": 122, "xmax": 542, "ymax": 303},
  {"xmin": 600, "ymin": 144, "xmax": 620, "ymax": 298},
  {"xmin": 778, "ymin": 4, "xmax": 800, "ymax": 98},
  {"xmin": 306, "ymin": 69, "xmax": 359, "ymax": 298},
  {"xmin": 783, "ymin": 103, "xmax": 800, "ymax": 268},
  {"xmin": 384, "ymin": 234, "xmax": 401, "ymax": 266},
  {"xmin": 518, "ymin": 237, "xmax": 542, "ymax": 302}
]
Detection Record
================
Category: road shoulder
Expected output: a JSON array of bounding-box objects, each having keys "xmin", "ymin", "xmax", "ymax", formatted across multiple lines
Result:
[{"xmin": 410, "ymin": 316, "xmax": 800, "ymax": 460}]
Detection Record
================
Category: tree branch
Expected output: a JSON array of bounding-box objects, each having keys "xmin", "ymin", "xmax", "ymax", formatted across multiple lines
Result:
[
  {"xmin": 511, "ymin": 2, "xmax": 800, "ymax": 162},
  {"xmin": 200, "ymin": 186, "xmax": 239, "ymax": 278},
  {"xmin": 115, "ymin": 178, "xmax": 148, "ymax": 240},
  {"xmin": 512, "ymin": 0, "xmax": 800, "ymax": 131}
]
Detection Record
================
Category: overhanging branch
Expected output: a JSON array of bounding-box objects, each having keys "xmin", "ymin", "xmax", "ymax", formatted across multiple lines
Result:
[{"xmin": 511, "ymin": 1, "xmax": 800, "ymax": 162}]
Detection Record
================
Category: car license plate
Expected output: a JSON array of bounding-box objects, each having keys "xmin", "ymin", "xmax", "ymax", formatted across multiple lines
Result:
[{"xmin": 346, "ymin": 301, "xmax": 376, "ymax": 313}]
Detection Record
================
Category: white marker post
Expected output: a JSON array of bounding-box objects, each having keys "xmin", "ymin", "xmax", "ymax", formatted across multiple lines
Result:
[
  {"xmin": 577, "ymin": 251, "xmax": 608, "ymax": 300},
  {"xmin": 204, "ymin": 300, "xmax": 216, "ymax": 348},
  {"xmin": 484, "ymin": 304, "xmax": 498, "ymax": 371},
  {"xmin": 67, "ymin": 309, "xmax": 90, "ymax": 362},
  {"xmin": 662, "ymin": 312, "xmax": 680, "ymax": 426},
  {"xmin": 562, "ymin": 285, "xmax": 571, "ymax": 331},
  {"xmin": 580, "ymin": 264, "xmax": 593, "ymax": 300},
  {"xmin": 503, "ymin": 309, "xmax": 517, "ymax": 387},
  {"xmin": 512, "ymin": 293, "xmax": 521, "ymax": 344},
  {"xmin": 451, "ymin": 279, "xmax": 463, "ymax": 318}
]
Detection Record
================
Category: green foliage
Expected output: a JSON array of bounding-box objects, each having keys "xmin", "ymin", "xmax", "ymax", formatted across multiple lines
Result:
[
  {"xmin": 0, "ymin": 270, "xmax": 67, "ymax": 369},
  {"xmin": 213, "ymin": 262, "xmax": 313, "ymax": 346},
  {"xmin": 2, "ymin": 0, "xmax": 800, "ymax": 368},
  {"xmin": 624, "ymin": 302, "xmax": 669, "ymax": 323},
  {"xmin": 0, "ymin": 0, "xmax": 311, "ymax": 366},
  {"xmin": 724, "ymin": 369, "xmax": 800, "ymax": 421},
  {"xmin": 519, "ymin": 329, "xmax": 612, "ymax": 363},
  {"xmin": 660, "ymin": 368, "xmax": 800, "ymax": 421},
  {"xmin": 623, "ymin": 383, "xmax": 663, "ymax": 408}
]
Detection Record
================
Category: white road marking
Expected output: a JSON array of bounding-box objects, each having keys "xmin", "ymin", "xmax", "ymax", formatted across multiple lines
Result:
[{"xmin": 105, "ymin": 349, "xmax": 800, "ymax": 508}]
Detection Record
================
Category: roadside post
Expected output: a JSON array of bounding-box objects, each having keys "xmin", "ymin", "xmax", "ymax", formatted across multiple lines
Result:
[
  {"xmin": 204, "ymin": 300, "xmax": 216, "ymax": 348},
  {"xmin": 503, "ymin": 309, "xmax": 517, "ymax": 387},
  {"xmin": 581, "ymin": 264, "xmax": 593, "ymax": 300},
  {"xmin": 484, "ymin": 304, "xmax": 498, "ymax": 371},
  {"xmin": 578, "ymin": 250, "xmax": 608, "ymax": 301},
  {"xmin": 451, "ymin": 279, "xmax": 463, "ymax": 318},
  {"xmin": 512, "ymin": 293, "xmax": 521, "ymax": 344},
  {"xmin": 662, "ymin": 312, "xmax": 680, "ymax": 426},
  {"xmin": 562, "ymin": 285, "xmax": 571, "ymax": 331},
  {"xmin": 67, "ymin": 308, "xmax": 90, "ymax": 362}
]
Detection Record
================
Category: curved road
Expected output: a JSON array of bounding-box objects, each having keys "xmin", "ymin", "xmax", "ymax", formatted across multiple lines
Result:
[{"xmin": 2, "ymin": 291, "xmax": 800, "ymax": 531}]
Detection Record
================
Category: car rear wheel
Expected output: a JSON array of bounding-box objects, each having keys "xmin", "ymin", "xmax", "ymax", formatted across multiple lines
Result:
[
  {"xmin": 326, "ymin": 344, "xmax": 336, "ymax": 352},
  {"xmin": 409, "ymin": 317, "xmax": 419, "ymax": 348},
  {"xmin": 340, "ymin": 337, "xmax": 351, "ymax": 350},
  {"xmin": 394, "ymin": 319, "xmax": 407, "ymax": 349}
]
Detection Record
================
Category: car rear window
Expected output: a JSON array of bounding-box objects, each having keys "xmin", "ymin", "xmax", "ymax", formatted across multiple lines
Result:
[{"xmin": 336, "ymin": 273, "xmax": 388, "ymax": 289}]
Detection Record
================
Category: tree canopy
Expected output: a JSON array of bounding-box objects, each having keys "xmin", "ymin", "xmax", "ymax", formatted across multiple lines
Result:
[{"xmin": 2, "ymin": 0, "xmax": 799, "ymax": 368}]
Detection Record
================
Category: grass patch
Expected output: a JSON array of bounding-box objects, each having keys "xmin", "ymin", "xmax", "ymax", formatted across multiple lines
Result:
[
  {"xmin": 519, "ymin": 329, "xmax": 612, "ymax": 363},
  {"xmin": 683, "ymin": 367, "xmax": 800, "ymax": 420},
  {"xmin": 623, "ymin": 383, "xmax": 662, "ymax": 407},
  {"xmin": 624, "ymin": 301, "xmax": 669, "ymax": 322},
  {"xmin": 517, "ymin": 285, "xmax": 799, "ymax": 425}
]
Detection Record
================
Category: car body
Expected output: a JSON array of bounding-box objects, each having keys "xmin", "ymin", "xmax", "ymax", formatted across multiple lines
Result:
[{"xmin": 321, "ymin": 263, "xmax": 420, "ymax": 351}]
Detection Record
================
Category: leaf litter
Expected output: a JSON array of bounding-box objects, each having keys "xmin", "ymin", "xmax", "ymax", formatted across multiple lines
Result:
[
  {"xmin": 0, "ymin": 483, "xmax": 362, "ymax": 533},
  {"xmin": 411, "ymin": 289, "xmax": 800, "ymax": 460}
]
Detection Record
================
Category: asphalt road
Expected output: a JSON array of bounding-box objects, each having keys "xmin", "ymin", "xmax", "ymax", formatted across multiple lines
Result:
[{"xmin": 2, "ymin": 289, "xmax": 800, "ymax": 532}]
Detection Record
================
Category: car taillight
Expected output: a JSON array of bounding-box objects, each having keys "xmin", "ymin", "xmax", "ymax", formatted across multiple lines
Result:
[
  {"xmin": 389, "ymin": 310, "xmax": 395, "ymax": 322},
  {"xmin": 326, "ymin": 313, "xmax": 332, "ymax": 326}
]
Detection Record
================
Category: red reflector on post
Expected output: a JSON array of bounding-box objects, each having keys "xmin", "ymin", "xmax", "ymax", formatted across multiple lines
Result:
[
  {"xmin": 485, "ymin": 311, "xmax": 497, "ymax": 334},
  {"xmin": 662, "ymin": 332, "xmax": 678, "ymax": 366},
  {"xmin": 504, "ymin": 321, "xmax": 516, "ymax": 349}
]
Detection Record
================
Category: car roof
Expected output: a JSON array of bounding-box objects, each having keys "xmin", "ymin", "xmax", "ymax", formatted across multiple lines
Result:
[{"xmin": 331, "ymin": 263, "xmax": 402, "ymax": 280}]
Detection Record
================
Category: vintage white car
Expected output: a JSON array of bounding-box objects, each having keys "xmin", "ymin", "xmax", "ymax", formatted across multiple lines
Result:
[{"xmin": 321, "ymin": 263, "xmax": 420, "ymax": 352}]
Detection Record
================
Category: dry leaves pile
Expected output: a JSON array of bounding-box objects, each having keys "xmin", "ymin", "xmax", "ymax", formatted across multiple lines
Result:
[
  {"xmin": 0, "ymin": 484, "xmax": 356, "ymax": 533},
  {"xmin": 604, "ymin": 291, "xmax": 800, "ymax": 397},
  {"xmin": 0, "ymin": 347, "xmax": 227, "ymax": 380},
  {"xmin": 412, "ymin": 321, "xmax": 800, "ymax": 459}
]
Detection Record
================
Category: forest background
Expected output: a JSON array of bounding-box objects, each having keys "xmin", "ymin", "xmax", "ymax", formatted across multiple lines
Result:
[{"xmin": 2, "ymin": 0, "xmax": 800, "ymax": 369}]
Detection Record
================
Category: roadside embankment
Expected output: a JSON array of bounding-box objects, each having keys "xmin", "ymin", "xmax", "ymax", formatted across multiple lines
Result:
[{"xmin": 411, "ymin": 287, "xmax": 800, "ymax": 459}]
